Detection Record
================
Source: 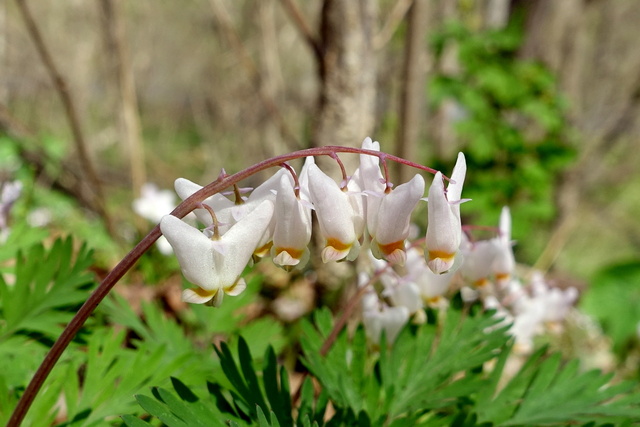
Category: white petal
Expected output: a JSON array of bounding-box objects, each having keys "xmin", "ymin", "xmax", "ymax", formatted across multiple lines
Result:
[
  {"xmin": 273, "ymin": 175, "xmax": 312, "ymax": 255},
  {"xmin": 182, "ymin": 287, "xmax": 216, "ymax": 304},
  {"xmin": 174, "ymin": 178, "xmax": 234, "ymax": 227},
  {"xmin": 426, "ymin": 172, "xmax": 461, "ymax": 265},
  {"xmin": 307, "ymin": 163, "xmax": 357, "ymax": 259},
  {"xmin": 161, "ymin": 215, "xmax": 219, "ymax": 290},
  {"xmin": 220, "ymin": 200, "xmax": 275, "ymax": 279},
  {"xmin": 447, "ymin": 152, "xmax": 467, "ymax": 204},
  {"xmin": 225, "ymin": 278, "xmax": 247, "ymax": 296},
  {"xmin": 374, "ymin": 174, "xmax": 424, "ymax": 245}
]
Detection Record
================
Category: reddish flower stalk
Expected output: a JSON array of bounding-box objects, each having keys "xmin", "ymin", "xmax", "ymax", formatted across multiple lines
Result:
[{"xmin": 8, "ymin": 145, "xmax": 443, "ymax": 426}]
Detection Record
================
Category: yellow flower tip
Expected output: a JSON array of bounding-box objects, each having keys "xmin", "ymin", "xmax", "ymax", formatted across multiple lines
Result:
[
  {"xmin": 474, "ymin": 278, "xmax": 490, "ymax": 288},
  {"xmin": 378, "ymin": 240, "xmax": 407, "ymax": 267},
  {"xmin": 426, "ymin": 295, "xmax": 440, "ymax": 305},
  {"xmin": 495, "ymin": 272, "xmax": 510, "ymax": 282},
  {"xmin": 273, "ymin": 247, "xmax": 303, "ymax": 266},
  {"xmin": 322, "ymin": 238, "xmax": 352, "ymax": 262},
  {"xmin": 378, "ymin": 240, "xmax": 406, "ymax": 265},
  {"xmin": 427, "ymin": 250, "xmax": 455, "ymax": 274},
  {"xmin": 253, "ymin": 241, "xmax": 273, "ymax": 258},
  {"xmin": 182, "ymin": 287, "xmax": 217, "ymax": 304}
]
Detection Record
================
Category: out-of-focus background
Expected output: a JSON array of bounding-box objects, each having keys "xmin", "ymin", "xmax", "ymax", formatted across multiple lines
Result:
[{"xmin": 1, "ymin": 0, "xmax": 640, "ymax": 360}]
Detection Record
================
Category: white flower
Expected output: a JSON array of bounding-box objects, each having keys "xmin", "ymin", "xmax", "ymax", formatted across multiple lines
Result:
[
  {"xmin": 272, "ymin": 173, "xmax": 312, "ymax": 268},
  {"xmin": 160, "ymin": 200, "xmax": 274, "ymax": 307},
  {"xmin": 425, "ymin": 153, "xmax": 467, "ymax": 274},
  {"xmin": 133, "ymin": 183, "xmax": 176, "ymax": 223},
  {"xmin": 174, "ymin": 169, "xmax": 289, "ymax": 257},
  {"xmin": 369, "ymin": 175, "xmax": 424, "ymax": 265},
  {"xmin": 358, "ymin": 137, "xmax": 386, "ymax": 235},
  {"xmin": 492, "ymin": 207, "xmax": 515, "ymax": 284},
  {"xmin": 405, "ymin": 247, "xmax": 454, "ymax": 305},
  {"xmin": 460, "ymin": 238, "xmax": 497, "ymax": 288},
  {"xmin": 307, "ymin": 163, "xmax": 361, "ymax": 262},
  {"xmin": 1, "ymin": 180, "xmax": 22, "ymax": 232},
  {"xmin": 363, "ymin": 305, "xmax": 410, "ymax": 345}
]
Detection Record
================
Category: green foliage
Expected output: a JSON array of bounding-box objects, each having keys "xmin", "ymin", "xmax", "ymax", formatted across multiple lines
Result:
[
  {"xmin": 127, "ymin": 306, "xmax": 640, "ymax": 426},
  {"xmin": 0, "ymin": 236, "xmax": 95, "ymax": 425},
  {"xmin": 429, "ymin": 21, "xmax": 574, "ymax": 256},
  {"xmin": 580, "ymin": 261, "xmax": 640, "ymax": 357},
  {"xmin": 123, "ymin": 338, "xmax": 304, "ymax": 427},
  {"xmin": 475, "ymin": 346, "xmax": 640, "ymax": 425},
  {"xmin": 0, "ymin": 236, "xmax": 94, "ymax": 342}
]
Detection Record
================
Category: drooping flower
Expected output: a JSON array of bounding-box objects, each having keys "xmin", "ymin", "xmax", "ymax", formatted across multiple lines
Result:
[
  {"xmin": 132, "ymin": 183, "xmax": 177, "ymax": 255},
  {"xmin": 307, "ymin": 163, "xmax": 361, "ymax": 262},
  {"xmin": 160, "ymin": 200, "xmax": 274, "ymax": 307},
  {"xmin": 174, "ymin": 168, "xmax": 290, "ymax": 257},
  {"xmin": 362, "ymin": 302, "xmax": 410, "ymax": 346},
  {"xmin": 425, "ymin": 152, "xmax": 467, "ymax": 274},
  {"xmin": 369, "ymin": 175, "xmax": 424, "ymax": 265},
  {"xmin": 358, "ymin": 137, "xmax": 386, "ymax": 233},
  {"xmin": 133, "ymin": 183, "xmax": 177, "ymax": 223},
  {"xmin": 491, "ymin": 206, "xmax": 516, "ymax": 285},
  {"xmin": 271, "ymin": 172, "xmax": 312, "ymax": 269},
  {"xmin": 404, "ymin": 247, "xmax": 455, "ymax": 306}
]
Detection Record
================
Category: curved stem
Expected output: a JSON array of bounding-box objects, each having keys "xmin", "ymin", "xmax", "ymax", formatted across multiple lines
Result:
[{"xmin": 8, "ymin": 145, "xmax": 441, "ymax": 426}]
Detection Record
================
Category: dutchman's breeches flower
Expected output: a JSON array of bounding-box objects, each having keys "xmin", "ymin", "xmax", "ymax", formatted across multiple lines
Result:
[
  {"xmin": 307, "ymin": 163, "xmax": 361, "ymax": 262},
  {"xmin": 425, "ymin": 152, "xmax": 467, "ymax": 274},
  {"xmin": 369, "ymin": 174, "xmax": 425, "ymax": 266},
  {"xmin": 160, "ymin": 200, "xmax": 275, "ymax": 307},
  {"xmin": 271, "ymin": 174, "xmax": 312, "ymax": 269},
  {"xmin": 174, "ymin": 169, "xmax": 290, "ymax": 257}
]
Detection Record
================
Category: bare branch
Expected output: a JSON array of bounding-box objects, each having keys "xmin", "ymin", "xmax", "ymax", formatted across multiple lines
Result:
[
  {"xmin": 374, "ymin": 0, "xmax": 414, "ymax": 50},
  {"xmin": 99, "ymin": 0, "xmax": 147, "ymax": 198},
  {"xmin": 208, "ymin": 0, "xmax": 301, "ymax": 151},
  {"xmin": 14, "ymin": 0, "xmax": 114, "ymax": 235},
  {"xmin": 278, "ymin": 0, "xmax": 322, "ymax": 61}
]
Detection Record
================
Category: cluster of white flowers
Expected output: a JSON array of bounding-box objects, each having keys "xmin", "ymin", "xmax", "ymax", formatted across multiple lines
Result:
[
  {"xmin": 359, "ymin": 204, "xmax": 578, "ymax": 353},
  {"xmin": 160, "ymin": 138, "xmax": 467, "ymax": 307}
]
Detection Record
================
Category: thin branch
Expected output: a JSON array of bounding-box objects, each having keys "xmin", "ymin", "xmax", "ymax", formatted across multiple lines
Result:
[
  {"xmin": 99, "ymin": 0, "xmax": 147, "ymax": 198},
  {"xmin": 395, "ymin": 0, "xmax": 428, "ymax": 183},
  {"xmin": 15, "ymin": 0, "xmax": 115, "ymax": 235},
  {"xmin": 208, "ymin": 0, "xmax": 301, "ymax": 151},
  {"xmin": 278, "ymin": 0, "xmax": 322, "ymax": 62},
  {"xmin": 374, "ymin": 0, "xmax": 414, "ymax": 50}
]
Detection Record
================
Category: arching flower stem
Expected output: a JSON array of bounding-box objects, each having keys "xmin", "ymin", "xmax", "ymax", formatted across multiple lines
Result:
[{"xmin": 8, "ymin": 145, "xmax": 445, "ymax": 427}]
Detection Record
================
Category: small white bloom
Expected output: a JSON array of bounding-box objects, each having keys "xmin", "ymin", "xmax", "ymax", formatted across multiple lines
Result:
[
  {"xmin": 174, "ymin": 169, "xmax": 289, "ymax": 257},
  {"xmin": 425, "ymin": 153, "xmax": 467, "ymax": 274},
  {"xmin": 133, "ymin": 183, "xmax": 176, "ymax": 223},
  {"xmin": 160, "ymin": 200, "xmax": 274, "ymax": 307},
  {"xmin": 307, "ymin": 163, "xmax": 360, "ymax": 262},
  {"xmin": 370, "ymin": 175, "xmax": 425, "ymax": 266},
  {"xmin": 362, "ymin": 303, "xmax": 409, "ymax": 345},
  {"xmin": 272, "ymin": 174, "xmax": 312, "ymax": 268},
  {"xmin": 405, "ymin": 247, "xmax": 454, "ymax": 305},
  {"xmin": 492, "ymin": 207, "xmax": 516, "ymax": 284}
]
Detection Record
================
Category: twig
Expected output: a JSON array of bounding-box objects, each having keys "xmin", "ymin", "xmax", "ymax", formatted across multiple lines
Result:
[
  {"xmin": 8, "ymin": 146, "xmax": 441, "ymax": 426},
  {"xmin": 99, "ymin": 0, "xmax": 147, "ymax": 198},
  {"xmin": 278, "ymin": 0, "xmax": 322, "ymax": 62},
  {"xmin": 14, "ymin": 0, "xmax": 115, "ymax": 236},
  {"xmin": 395, "ymin": 0, "xmax": 428, "ymax": 183},
  {"xmin": 374, "ymin": 0, "xmax": 414, "ymax": 50},
  {"xmin": 208, "ymin": 0, "xmax": 301, "ymax": 151}
]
